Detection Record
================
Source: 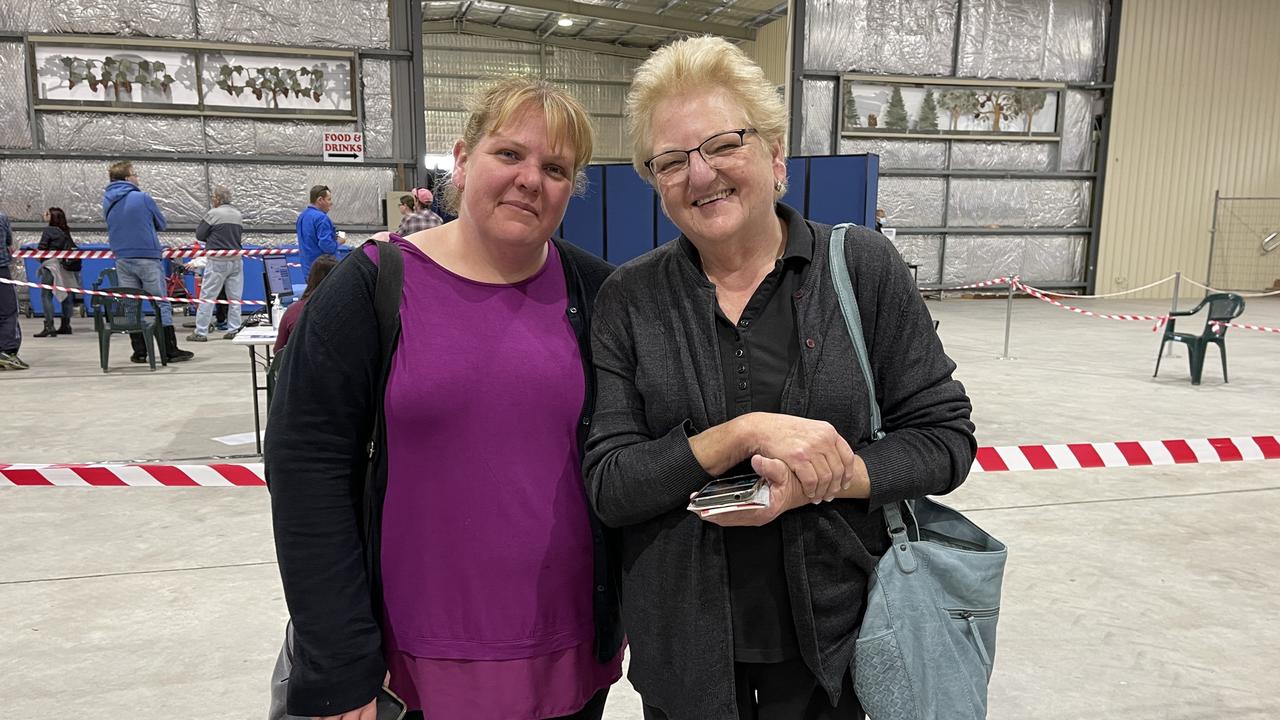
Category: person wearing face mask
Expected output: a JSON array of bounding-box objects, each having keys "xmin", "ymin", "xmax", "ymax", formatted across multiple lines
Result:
[
  {"xmin": 266, "ymin": 77, "xmax": 622, "ymax": 720},
  {"xmin": 583, "ymin": 36, "xmax": 976, "ymax": 720}
]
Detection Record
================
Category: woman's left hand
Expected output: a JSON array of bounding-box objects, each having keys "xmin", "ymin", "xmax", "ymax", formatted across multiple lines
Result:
[{"xmin": 697, "ymin": 455, "xmax": 810, "ymax": 527}]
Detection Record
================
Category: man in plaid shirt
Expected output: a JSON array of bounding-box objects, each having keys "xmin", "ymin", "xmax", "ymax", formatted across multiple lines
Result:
[{"xmin": 395, "ymin": 187, "xmax": 444, "ymax": 236}]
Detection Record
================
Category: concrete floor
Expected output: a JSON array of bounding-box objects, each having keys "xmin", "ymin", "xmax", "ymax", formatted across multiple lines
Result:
[{"xmin": 2, "ymin": 294, "xmax": 1279, "ymax": 719}]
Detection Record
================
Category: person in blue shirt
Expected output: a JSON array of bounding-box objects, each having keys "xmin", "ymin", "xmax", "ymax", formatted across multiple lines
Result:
[
  {"xmin": 296, "ymin": 185, "xmax": 341, "ymax": 277},
  {"xmin": 102, "ymin": 160, "xmax": 194, "ymax": 363}
]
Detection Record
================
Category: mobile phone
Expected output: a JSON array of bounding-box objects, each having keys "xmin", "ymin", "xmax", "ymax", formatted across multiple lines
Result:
[
  {"xmin": 690, "ymin": 473, "xmax": 765, "ymax": 509},
  {"xmin": 377, "ymin": 685, "xmax": 407, "ymax": 720}
]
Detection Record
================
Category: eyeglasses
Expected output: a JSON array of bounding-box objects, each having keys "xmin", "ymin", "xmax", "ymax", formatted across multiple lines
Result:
[{"xmin": 644, "ymin": 128, "xmax": 758, "ymax": 181}]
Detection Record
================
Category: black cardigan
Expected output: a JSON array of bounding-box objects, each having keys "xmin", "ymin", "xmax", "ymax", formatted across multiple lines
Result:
[
  {"xmin": 265, "ymin": 239, "xmax": 620, "ymax": 717},
  {"xmin": 583, "ymin": 206, "xmax": 977, "ymax": 719}
]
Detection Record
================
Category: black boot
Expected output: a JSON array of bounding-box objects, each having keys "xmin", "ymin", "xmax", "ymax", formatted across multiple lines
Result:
[
  {"xmin": 129, "ymin": 332, "xmax": 149, "ymax": 363},
  {"xmin": 163, "ymin": 325, "xmax": 195, "ymax": 362},
  {"xmin": 57, "ymin": 316, "xmax": 73, "ymax": 335},
  {"xmin": 35, "ymin": 318, "xmax": 58, "ymax": 338}
]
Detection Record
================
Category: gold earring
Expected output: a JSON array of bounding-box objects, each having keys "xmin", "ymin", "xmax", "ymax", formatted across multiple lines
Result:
[{"xmin": 774, "ymin": 180, "xmax": 785, "ymax": 193}]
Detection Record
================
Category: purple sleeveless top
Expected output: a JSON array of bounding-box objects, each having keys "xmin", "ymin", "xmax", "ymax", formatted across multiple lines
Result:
[{"xmin": 371, "ymin": 237, "xmax": 620, "ymax": 717}]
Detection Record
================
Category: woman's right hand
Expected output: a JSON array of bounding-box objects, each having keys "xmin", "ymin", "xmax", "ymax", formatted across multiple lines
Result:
[{"xmin": 745, "ymin": 413, "xmax": 857, "ymax": 502}]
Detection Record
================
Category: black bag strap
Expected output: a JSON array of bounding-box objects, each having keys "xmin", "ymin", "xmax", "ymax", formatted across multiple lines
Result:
[{"xmin": 366, "ymin": 239, "xmax": 404, "ymax": 454}]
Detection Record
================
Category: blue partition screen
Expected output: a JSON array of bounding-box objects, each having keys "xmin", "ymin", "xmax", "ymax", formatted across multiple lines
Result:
[
  {"xmin": 603, "ymin": 164, "xmax": 655, "ymax": 265},
  {"xmin": 560, "ymin": 153, "xmax": 880, "ymax": 264}
]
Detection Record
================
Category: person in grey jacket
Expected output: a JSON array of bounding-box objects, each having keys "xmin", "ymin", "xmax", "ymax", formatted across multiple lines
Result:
[
  {"xmin": 188, "ymin": 185, "xmax": 244, "ymax": 341},
  {"xmin": 582, "ymin": 36, "xmax": 977, "ymax": 720}
]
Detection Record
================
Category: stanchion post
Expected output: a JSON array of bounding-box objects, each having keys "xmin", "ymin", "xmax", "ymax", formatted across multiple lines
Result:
[
  {"xmin": 1165, "ymin": 272, "xmax": 1181, "ymax": 357},
  {"xmin": 1000, "ymin": 277, "xmax": 1016, "ymax": 360}
]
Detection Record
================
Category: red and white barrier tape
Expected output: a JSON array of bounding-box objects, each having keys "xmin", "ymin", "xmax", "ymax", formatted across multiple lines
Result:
[
  {"xmin": 0, "ymin": 463, "xmax": 265, "ymax": 486},
  {"xmin": 937, "ymin": 276, "xmax": 1014, "ymax": 291},
  {"xmin": 13, "ymin": 248, "xmax": 297, "ymax": 260},
  {"xmin": 4, "ymin": 435, "xmax": 1278, "ymax": 485},
  {"xmin": 1016, "ymin": 280, "xmax": 1167, "ymax": 322},
  {"xmin": 974, "ymin": 435, "xmax": 1280, "ymax": 472},
  {"xmin": 1211, "ymin": 320, "xmax": 1280, "ymax": 335},
  {"xmin": 0, "ymin": 276, "xmax": 256, "ymax": 306}
]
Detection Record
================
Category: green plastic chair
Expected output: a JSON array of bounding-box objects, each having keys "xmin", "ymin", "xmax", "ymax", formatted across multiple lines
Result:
[
  {"xmin": 1153, "ymin": 292, "xmax": 1245, "ymax": 385},
  {"xmin": 91, "ymin": 287, "xmax": 167, "ymax": 373}
]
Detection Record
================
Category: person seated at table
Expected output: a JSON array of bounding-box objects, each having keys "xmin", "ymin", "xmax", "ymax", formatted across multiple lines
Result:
[{"xmin": 273, "ymin": 255, "xmax": 337, "ymax": 353}]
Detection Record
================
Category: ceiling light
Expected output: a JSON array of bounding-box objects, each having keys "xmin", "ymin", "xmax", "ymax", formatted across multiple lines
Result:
[{"xmin": 557, "ymin": 17, "xmax": 574, "ymax": 26}]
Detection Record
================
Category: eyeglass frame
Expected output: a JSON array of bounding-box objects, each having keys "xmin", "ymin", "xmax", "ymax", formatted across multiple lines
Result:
[{"xmin": 643, "ymin": 128, "xmax": 759, "ymax": 180}]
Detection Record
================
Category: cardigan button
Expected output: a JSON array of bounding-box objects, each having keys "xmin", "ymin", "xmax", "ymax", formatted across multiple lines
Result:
[
  {"xmin": 567, "ymin": 306, "xmax": 578, "ymax": 315},
  {"xmin": 805, "ymin": 338, "xmax": 816, "ymax": 348},
  {"xmin": 581, "ymin": 416, "xmax": 591, "ymax": 426},
  {"xmin": 596, "ymin": 585, "xmax": 606, "ymax": 592}
]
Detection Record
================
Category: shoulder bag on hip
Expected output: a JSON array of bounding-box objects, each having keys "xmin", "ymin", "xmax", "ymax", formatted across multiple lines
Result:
[{"xmin": 829, "ymin": 223, "xmax": 1008, "ymax": 720}]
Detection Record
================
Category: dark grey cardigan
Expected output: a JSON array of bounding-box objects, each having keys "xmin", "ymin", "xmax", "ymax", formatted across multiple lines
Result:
[{"xmin": 583, "ymin": 204, "xmax": 976, "ymax": 719}]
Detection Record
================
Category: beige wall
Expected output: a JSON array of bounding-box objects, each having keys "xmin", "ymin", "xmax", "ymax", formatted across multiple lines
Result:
[
  {"xmin": 742, "ymin": 16, "xmax": 790, "ymax": 90},
  {"xmin": 1098, "ymin": 0, "xmax": 1280, "ymax": 299}
]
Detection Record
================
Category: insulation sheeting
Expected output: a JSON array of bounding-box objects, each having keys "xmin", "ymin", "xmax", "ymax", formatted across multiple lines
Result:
[
  {"xmin": 948, "ymin": 178, "xmax": 1090, "ymax": 227},
  {"xmin": 424, "ymin": 76, "xmax": 476, "ymax": 110},
  {"xmin": 0, "ymin": 158, "xmax": 205, "ymax": 224},
  {"xmin": 361, "ymin": 58, "xmax": 393, "ymax": 158},
  {"xmin": 0, "ymin": 42, "xmax": 31, "ymax": 148},
  {"xmin": 207, "ymin": 163, "xmax": 392, "ymax": 226},
  {"xmin": 204, "ymin": 119, "xmax": 361, "ymax": 155},
  {"xmin": 548, "ymin": 50, "xmax": 641, "ymax": 82},
  {"xmin": 805, "ymin": 0, "xmax": 958, "ymax": 75},
  {"xmin": 801, "ymin": 79, "xmax": 834, "ymax": 156},
  {"xmin": 592, "ymin": 115, "xmax": 628, "ymax": 163},
  {"xmin": 889, "ymin": 234, "xmax": 943, "ymax": 284},
  {"xmin": 0, "ymin": 1, "xmax": 50, "ymax": 32},
  {"xmin": 41, "ymin": 113, "xmax": 205, "ymax": 153},
  {"xmin": 878, "ymin": 176, "xmax": 947, "ymax": 227},
  {"xmin": 949, "ymin": 141, "xmax": 1056, "ymax": 171},
  {"xmin": 425, "ymin": 110, "xmax": 468, "ymax": 154},
  {"xmin": 942, "ymin": 234, "xmax": 1084, "ymax": 284},
  {"xmin": 425, "ymin": 47, "xmax": 540, "ymax": 77},
  {"xmin": 956, "ymin": 0, "xmax": 1104, "ymax": 82},
  {"xmin": 196, "ymin": 0, "xmax": 389, "ymax": 48},
  {"xmin": 1059, "ymin": 89, "xmax": 1096, "ymax": 171},
  {"xmin": 0, "ymin": 0, "xmax": 194, "ymax": 37},
  {"xmin": 839, "ymin": 138, "xmax": 947, "ymax": 170}
]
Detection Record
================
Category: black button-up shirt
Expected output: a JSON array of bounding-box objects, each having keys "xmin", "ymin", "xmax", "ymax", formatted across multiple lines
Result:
[{"xmin": 684, "ymin": 211, "xmax": 814, "ymax": 663}]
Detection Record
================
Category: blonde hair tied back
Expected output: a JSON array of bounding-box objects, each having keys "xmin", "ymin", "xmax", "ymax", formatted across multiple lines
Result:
[{"xmin": 442, "ymin": 76, "xmax": 596, "ymax": 214}]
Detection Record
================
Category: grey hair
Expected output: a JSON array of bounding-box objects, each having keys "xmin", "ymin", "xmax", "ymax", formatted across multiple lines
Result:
[{"xmin": 211, "ymin": 185, "xmax": 233, "ymax": 205}]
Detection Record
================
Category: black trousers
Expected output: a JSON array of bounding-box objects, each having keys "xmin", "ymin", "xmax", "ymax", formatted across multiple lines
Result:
[
  {"xmin": 643, "ymin": 658, "xmax": 863, "ymax": 720},
  {"xmin": 0, "ymin": 265, "xmax": 19, "ymax": 353},
  {"xmin": 403, "ymin": 686, "xmax": 608, "ymax": 720}
]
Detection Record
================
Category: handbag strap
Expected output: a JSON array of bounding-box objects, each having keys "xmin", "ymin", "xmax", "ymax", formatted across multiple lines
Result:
[{"xmin": 828, "ymin": 224, "xmax": 916, "ymax": 567}]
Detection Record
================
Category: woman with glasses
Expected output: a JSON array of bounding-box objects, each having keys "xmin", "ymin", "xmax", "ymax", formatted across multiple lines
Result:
[{"xmin": 583, "ymin": 36, "xmax": 976, "ymax": 720}]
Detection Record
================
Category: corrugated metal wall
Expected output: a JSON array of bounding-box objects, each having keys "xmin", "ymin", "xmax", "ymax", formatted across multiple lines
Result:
[
  {"xmin": 744, "ymin": 17, "xmax": 790, "ymax": 89},
  {"xmin": 1098, "ymin": 0, "xmax": 1280, "ymax": 299}
]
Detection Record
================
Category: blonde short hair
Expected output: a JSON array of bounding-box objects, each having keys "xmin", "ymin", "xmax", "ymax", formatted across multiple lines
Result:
[
  {"xmin": 444, "ymin": 76, "xmax": 595, "ymax": 212},
  {"xmin": 626, "ymin": 35, "xmax": 788, "ymax": 182}
]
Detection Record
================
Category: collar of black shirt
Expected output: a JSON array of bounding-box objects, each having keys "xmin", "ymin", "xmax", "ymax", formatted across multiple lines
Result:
[{"xmin": 678, "ymin": 202, "xmax": 814, "ymax": 272}]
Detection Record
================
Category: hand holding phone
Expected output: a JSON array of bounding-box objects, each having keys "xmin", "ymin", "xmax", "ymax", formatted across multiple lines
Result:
[{"xmin": 688, "ymin": 473, "xmax": 768, "ymax": 513}]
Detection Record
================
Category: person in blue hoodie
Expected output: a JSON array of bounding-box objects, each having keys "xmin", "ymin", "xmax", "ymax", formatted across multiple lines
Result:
[{"xmin": 102, "ymin": 160, "xmax": 194, "ymax": 362}]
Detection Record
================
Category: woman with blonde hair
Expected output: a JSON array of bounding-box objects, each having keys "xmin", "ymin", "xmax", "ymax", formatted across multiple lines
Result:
[
  {"xmin": 584, "ymin": 36, "xmax": 976, "ymax": 719},
  {"xmin": 267, "ymin": 76, "xmax": 622, "ymax": 720}
]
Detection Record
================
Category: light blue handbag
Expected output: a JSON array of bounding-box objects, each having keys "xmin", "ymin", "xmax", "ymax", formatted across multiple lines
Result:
[{"xmin": 829, "ymin": 224, "xmax": 1008, "ymax": 720}]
